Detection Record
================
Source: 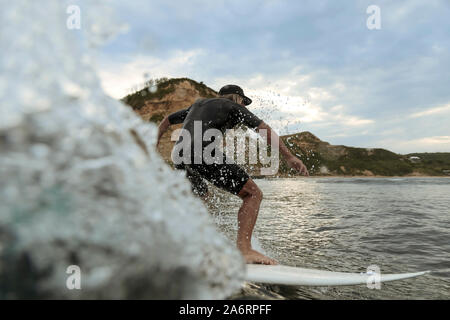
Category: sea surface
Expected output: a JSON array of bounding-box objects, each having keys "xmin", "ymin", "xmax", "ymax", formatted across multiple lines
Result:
[{"xmin": 210, "ymin": 177, "xmax": 450, "ymax": 300}]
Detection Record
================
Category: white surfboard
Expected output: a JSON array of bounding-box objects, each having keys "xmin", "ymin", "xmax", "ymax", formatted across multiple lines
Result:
[{"xmin": 245, "ymin": 264, "xmax": 429, "ymax": 286}]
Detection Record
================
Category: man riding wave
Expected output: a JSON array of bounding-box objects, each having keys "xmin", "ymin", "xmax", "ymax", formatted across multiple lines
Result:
[{"xmin": 157, "ymin": 85, "xmax": 309, "ymax": 265}]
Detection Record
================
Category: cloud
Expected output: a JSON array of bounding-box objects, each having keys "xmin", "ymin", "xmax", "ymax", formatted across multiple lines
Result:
[
  {"xmin": 410, "ymin": 104, "xmax": 450, "ymax": 118},
  {"xmin": 96, "ymin": 0, "xmax": 450, "ymax": 153},
  {"xmin": 377, "ymin": 136, "xmax": 450, "ymax": 154},
  {"xmin": 206, "ymin": 71, "xmax": 374, "ymax": 133},
  {"xmin": 98, "ymin": 49, "xmax": 205, "ymax": 98}
]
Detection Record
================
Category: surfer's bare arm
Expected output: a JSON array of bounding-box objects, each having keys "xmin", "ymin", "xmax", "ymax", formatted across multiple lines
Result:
[
  {"xmin": 157, "ymin": 107, "xmax": 191, "ymax": 147},
  {"xmin": 256, "ymin": 121, "xmax": 309, "ymax": 176},
  {"xmin": 156, "ymin": 116, "xmax": 170, "ymax": 147}
]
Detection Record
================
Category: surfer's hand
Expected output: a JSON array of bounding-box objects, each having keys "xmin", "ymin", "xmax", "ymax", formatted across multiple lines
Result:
[{"xmin": 286, "ymin": 156, "xmax": 309, "ymax": 176}]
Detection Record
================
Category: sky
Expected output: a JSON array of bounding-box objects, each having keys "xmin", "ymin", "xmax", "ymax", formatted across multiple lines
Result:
[{"xmin": 95, "ymin": 0, "xmax": 450, "ymax": 154}]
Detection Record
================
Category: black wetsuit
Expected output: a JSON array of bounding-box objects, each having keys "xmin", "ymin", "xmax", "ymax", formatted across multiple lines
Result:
[{"xmin": 168, "ymin": 97, "xmax": 262, "ymax": 196}]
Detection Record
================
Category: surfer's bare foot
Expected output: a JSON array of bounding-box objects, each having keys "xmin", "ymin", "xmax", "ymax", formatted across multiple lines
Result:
[{"xmin": 241, "ymin": 249, "xmax": 278, "ymax": 265}]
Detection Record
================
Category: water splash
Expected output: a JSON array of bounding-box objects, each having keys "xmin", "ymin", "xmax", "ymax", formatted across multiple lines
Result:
[{"xmin": 0, "ymin": 0, "xmax": 244, "ymax": 299}]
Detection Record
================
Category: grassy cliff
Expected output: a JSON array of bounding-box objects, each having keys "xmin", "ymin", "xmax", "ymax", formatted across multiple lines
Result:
[{"xmin": 122, "ymin": 77, "xmax": 217, "ymax": 111}]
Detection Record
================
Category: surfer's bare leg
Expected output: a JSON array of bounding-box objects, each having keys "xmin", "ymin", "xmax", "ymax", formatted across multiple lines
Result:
[{"xmin": 237, "ymin": 179, "xmax": 278, "ymax": 265}]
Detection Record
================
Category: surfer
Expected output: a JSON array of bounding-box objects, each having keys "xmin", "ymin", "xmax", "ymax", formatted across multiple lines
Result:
[{"xmin": 157, "ymin": 85, "xmax": 309, "ymax": 265}]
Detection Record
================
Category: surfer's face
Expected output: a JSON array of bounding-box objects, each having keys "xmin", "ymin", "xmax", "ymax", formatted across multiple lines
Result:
[{"xmin": 237, "ymin": 95, "xmax": 246, "ymax": 107}]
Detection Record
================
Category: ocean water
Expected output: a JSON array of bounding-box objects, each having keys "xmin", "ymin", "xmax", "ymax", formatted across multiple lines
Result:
[{"xmin": 210, "ymin": 177, "xmax": 450, "ymax": 299}]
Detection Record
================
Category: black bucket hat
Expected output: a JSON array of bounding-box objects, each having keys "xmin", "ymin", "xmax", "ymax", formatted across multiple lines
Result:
[{"xmin": 218, "ymin": 84, "xmax": 252, "ymax": 106}]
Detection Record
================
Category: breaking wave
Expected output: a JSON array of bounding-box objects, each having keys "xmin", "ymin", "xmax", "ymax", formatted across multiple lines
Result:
[{"xmin": 0, "ymin": 0, "xmax": 244, "ymax": 299}]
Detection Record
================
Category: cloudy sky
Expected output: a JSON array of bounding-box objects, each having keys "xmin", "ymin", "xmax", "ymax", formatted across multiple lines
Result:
[{"xmin": 96, "ymin": 0, "xmax": 450, "ymax": 154}]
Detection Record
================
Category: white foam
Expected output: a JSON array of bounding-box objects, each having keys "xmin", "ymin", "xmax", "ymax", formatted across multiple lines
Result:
[{"xmin": 0, "ymin": 0, "xmax": 244, "ymax": 299}]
